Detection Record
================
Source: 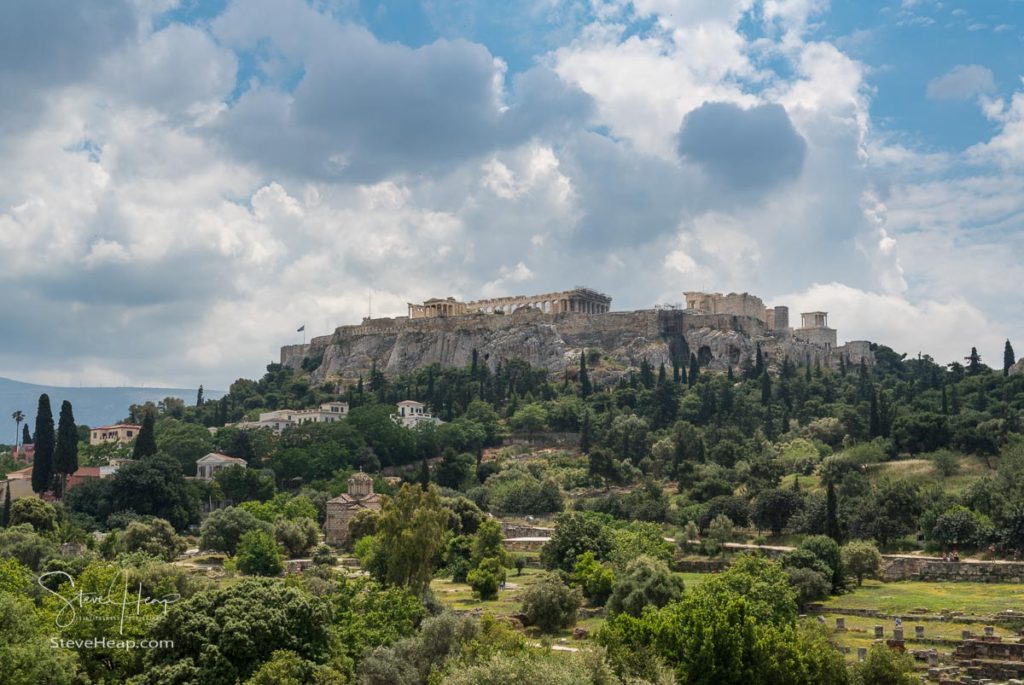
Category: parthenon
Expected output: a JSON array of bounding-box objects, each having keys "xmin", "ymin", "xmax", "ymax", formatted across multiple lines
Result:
[{"xmin": 408, "ymin": 287, "xmax": 612, "ymax": 319}]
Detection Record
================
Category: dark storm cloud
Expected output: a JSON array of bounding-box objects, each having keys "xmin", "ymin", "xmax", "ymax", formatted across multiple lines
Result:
[
  {"xmin": 676, "ymin": 102, "xmax": 807, "ymax": 191},
  {"xmin": 212, "ymin": 19, "xmax": 592, "ymax": 182}
]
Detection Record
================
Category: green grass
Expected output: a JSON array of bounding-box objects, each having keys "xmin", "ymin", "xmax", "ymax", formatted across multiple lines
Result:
[
  {"xmin": 865, "ymin": 454, "xmax": 992, "ymax": 495},
  {"xmin": 822, "ymin": 579, "xmax": 1024, "ymax": 618}
]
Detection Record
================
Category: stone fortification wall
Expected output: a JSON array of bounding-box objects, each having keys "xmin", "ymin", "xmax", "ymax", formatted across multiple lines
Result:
[
  {"xmin": 882, "ymin": 556, "xmax": 1024, "ymax": 583},
  {"xmin": 282, "ymin": 306, "xmax": 873, "ymax": 382}
]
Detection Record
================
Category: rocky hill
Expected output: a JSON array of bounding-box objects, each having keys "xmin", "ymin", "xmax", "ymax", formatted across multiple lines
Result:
[{"xmin": 282, "ymin": 308, "xmax": 874, "ymax": 384}]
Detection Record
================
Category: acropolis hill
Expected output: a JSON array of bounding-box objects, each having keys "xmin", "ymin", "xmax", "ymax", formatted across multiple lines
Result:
[{"xmin": 280, "ymin": 287, "xmax": 874, "ymax": 383}]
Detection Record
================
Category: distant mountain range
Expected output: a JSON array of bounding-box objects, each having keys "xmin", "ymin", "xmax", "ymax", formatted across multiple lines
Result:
[{"xmin": 0, "ymin": 377, "xmax": 223, "ymax": 438}]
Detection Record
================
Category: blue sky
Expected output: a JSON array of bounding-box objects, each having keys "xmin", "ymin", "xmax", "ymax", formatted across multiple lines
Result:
[{"xmin": 0, "ymin": 0, "xmax": 1021, "ymax": 387}]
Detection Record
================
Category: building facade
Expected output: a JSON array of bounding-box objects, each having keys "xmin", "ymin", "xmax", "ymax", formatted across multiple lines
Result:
[
  {"xmin": 391, "ymin": 400, "xmax": 441, "ymax": 428},
  {"xmin": 324, "ymin": 472, "xmax": 382, "ymax": 545},
  {"xmin": 195, "ymin": 452, "xmax": 248, "ymax": 480},
  {"xmin": 89, "ymin": 424, "xmax": 141, "ymax": 446}
]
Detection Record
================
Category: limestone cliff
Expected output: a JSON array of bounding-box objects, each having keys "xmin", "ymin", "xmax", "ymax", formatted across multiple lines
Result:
[{"xmin": 282, "ymin": 308, "xmax": 873, "ymax": 383}]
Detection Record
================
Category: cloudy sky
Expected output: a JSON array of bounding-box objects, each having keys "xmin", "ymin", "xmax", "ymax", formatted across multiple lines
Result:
[{"xmin": 2, "ymin": 0, "xmax": 1022, "ymax": 389}]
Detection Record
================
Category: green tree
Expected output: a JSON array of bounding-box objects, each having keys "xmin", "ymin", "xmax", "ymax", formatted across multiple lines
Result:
[
  {"xmin": 1, "ymin": 484, "xmax": 10, "ymax": 528},
  {"xmin": 800, "ymin": 535, "xmax": 844, "ymax": 593},
  {"xmin": 850, "ymin": 644, "xmax": 917, "ymax": 685},
  {"xmin": 235, "ymin": 529, "xmax": 284, "ymax": 576},
  {"xmin": 30, "ymin": 394, "xmax": 54, "ymax": 494},
  {"xmin": 200, "ymin": 506, "xmax": 272, "ymax": 554},
  {"xmin": 9, "ymin": 497, "xmax": 57, "ymax": 533},
  {"xmin": 120, "ymin": 517, "xmax": 186, "ymax": 561},
  {"xmin": 825, "ymin": 480, "xmax": 841, "ymax": 543},
  {"xmin": 108, "ymin": 454, "xmax": 201, "ymax": 531},
  {"xmin": 607, "ymin": 555, "xmax": 685, "ymax": 617},
  {"xmin": 520, "ymin": 574, "xmax": 581, "ymax": 633},
  {"xmin": 598, "ymin": 555, "xmax": 845, "ymax": 685},
  {"xmin": 132, "ymin": 410, "xmax": 158, "ymax": 459},
  {"xmin": 273, "ymin": 517, "xmax": 320, "ymax": 558},
  {"xmin": 140, "ymin": 578, "xmax": 332, "ymax": 684},
  {"xmin": 966, "ymin": 346, "xmax": 983, "ymax": 376},
  {"xmin": 471, "ymin": 517, "xmax": 510, "ymax": 567},
  {"xmin": 374, "ymin": 484, "xmax": 449, "ymax": 593},
  {"xmin": 841, "ymin": 540, "xmax": 882, "ymax": 586},
  {"xmin": 467, "ymin": 556, "xmax": 506, "ymax": 600},
  {"xmin": 579, "ymin": 349, "xmax": 592, "ymax": 398},
  {"xmin": 0, "ymin": 592, "xmax": 81, "ymax": 685},
  {"xmin": 509, "ymin": 403, "xmax": 548, "ymax": 436},
  {"xmin": 688, "ymin": 353, "xmax": 700, "ymax": 385},
  {"xmin": 1005, "ymin": 339, "xmax": 1016, "ymax": 377},
  {"xmin": 760, "ymin": 371, "xmax": 772, "ymax": 405},
  {"xmin": 752, "ymin": 488, "xmax": 803, "ymax": 536},
  {"xmin": 52, "ymin": 400, "xmax": 79, "ymax": 497},
  {"xmin": 11, "ymin": 409, "xmax": 24, "ymax": 449},
  {"xmin": 435, "ymin": 450, "xmax": 476, "ymax": 490},
  {"xmin": 541, "ymin": 511, "xmax": 614, "ymax": 572},
  {"xmin": 572, "ymin": 551, "xmax": 615, "ymax": 605},
  {"xmin": 214, "ymin": 465, "xmax": 276, "ymax": 502}
]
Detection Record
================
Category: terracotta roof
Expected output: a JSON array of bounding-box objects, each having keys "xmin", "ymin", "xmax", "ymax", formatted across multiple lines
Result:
[
  {"xmin": 197, "ymin": 452, "xmax": 248, "ymax": 464},
  {"xmin": 327, "ymin": 492, "xmax": 382, "ymax": 505},
  {"xmin": 71, "ymin": 467, "xmax": 102, "ymax": 478},
  {"xmin": 92, "ymin": 424, "xmax": 141, "ymax": 431},
  {"xmin": 5, "ymin": 466, "xmax": 33, "ymax": 479}
]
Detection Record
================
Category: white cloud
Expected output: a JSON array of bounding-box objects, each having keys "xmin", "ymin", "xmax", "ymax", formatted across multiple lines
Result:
[
  {"xmin": 781, "ymin": 283, "xmax": 1002, "ymax": 365},
  {"xmin": 926, "ymin": 64, "xmax": 995, "ymax": 101}
]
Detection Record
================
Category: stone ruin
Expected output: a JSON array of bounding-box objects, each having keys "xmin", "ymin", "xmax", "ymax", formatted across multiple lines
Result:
[{"xmin": 281, "ymin": 285, "xmax": 874, "ymax": 382}]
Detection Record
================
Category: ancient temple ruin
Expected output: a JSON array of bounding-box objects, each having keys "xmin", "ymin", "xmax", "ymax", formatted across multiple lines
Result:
[{"xmin": 408, "ymin": 287, "xmax": 612, "ymax": 319}]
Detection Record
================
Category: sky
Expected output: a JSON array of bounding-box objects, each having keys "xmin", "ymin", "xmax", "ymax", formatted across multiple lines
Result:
[{"xmin": 1, "ymin": 0, "xmax": 1022, "ymax": 389}]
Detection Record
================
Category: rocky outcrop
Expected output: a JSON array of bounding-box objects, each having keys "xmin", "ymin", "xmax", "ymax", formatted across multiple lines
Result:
[
  {"xmin": 1011, "ymin": 358, "xmax": 1024, "ymax": 376},
  {"xmin": 282, "ymin": 308, "xmax": 873, "ymax": 383}
]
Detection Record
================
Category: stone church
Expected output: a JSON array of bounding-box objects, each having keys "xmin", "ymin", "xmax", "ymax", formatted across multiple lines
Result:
[{"xmin": 325, "ymin": 472, "xmax": 382, "ymax": 545}]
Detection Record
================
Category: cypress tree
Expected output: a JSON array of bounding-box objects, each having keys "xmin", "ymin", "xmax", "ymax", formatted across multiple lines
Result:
[
  {"xmin": 754, "ymin": 343, "xmax": 764, "ymax": 378},
  {"xmin": 760, "ymin": 371, "xmax": 772, "ymax": 405},
  {"xmin": 688, "ymin": 353, "xmax": 699, "ymax": 386},
  {"xmin": 579, "ymin": 411, "xmax": 592, "ymax": 454},
  {"xmin": 727, "ymin": 365, "xmax": 734, "ymax": 382},
  {"xmin": 22, "ymin": 424, "xmax": 31, "ymax": 445},
  {"xmin": 579, "ymin": 350, "xmax": 592, "ymax": 398},
  {"xmin": 1, "ymin": 483, "xmax": 9, "ymax": 527},
  {"xmin": 657, "ymin": 362, "xmax": 667, "ymax": 386},
  {"xmin": 133, "ymin": 411, "xmax": 158, "ymax": 459},
  {"xmin": 869, "ymin": 389, "xmax": 880, "ymax": 439},
  {"xmin": 941, "ymin": 385, "xmax": 949, "ymax": 415},
  {"xmin": 966, "ymin": 347, "xmax": 982, "ymax": 376},
  {"xmin": 196, "ymin": 385, "xmax": 204, "ymax": 406},
  {"xmin": 471, "ymin": 348, "xmax": 479, "ymax": 380},
  {"xmin": 950, "ymin": 383, "xmax": 960, "ymax": 414},
  {"xmin": 419, "ymin": 457, "xmax": 430, "ymax": 487},
  {"xmin": 825, "ymin": 481, "xmax": 841, "ymax": 543},
  {"xmin": 1005, "ymin": 340, "xmax": 1016, "ymax": 377},
  {"xmin": 31, "ymin": 394, "xmax": 54, "ymax": 494},
  {"xmin": 53, "ymin": 400, "xmax": 79, "ymax": 498}
]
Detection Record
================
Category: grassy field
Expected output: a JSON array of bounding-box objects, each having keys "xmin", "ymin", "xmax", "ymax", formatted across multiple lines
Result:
[
  {"xmin": 821, "ymin": 579, "xmax": 1024, "ymax": 618},
  {"xmin": 865, "ymin": 454, "xmax": 993, "ymax": 494}
]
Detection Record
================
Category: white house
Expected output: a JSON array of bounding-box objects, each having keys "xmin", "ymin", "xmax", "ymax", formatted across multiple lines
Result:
[
  {"xmin": 231, "ymin": 401, "xmax": 351, "ymax": 435},
  {"xmin": 391, "ymin": 400, "xmax": 442, "ymax": 429},
  {"xmin": 195, "ymin": 453, "xmax": 248, "ymax": 480}
]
